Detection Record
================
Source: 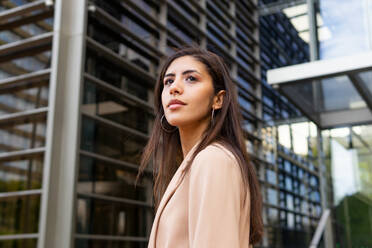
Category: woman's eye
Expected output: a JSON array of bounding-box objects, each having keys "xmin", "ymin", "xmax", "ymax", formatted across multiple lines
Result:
[
  {"xmin": 186, "ymin": 76, "xmax": 196, "ymax": 82},
  {"xmin": 164, "ymin": 79, "xmax": 173, "ymax": 85}
]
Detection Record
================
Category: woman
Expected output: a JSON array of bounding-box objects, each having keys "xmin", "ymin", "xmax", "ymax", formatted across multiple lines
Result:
[{"xmin": 137, "ymin": 47, "xmax": 263, "ymax": 247}]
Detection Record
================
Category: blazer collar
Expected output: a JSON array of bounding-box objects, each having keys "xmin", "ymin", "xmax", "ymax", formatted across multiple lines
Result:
[{"xmin": 148, "ymin": 140, "xmax": 201, "ymax": 247}]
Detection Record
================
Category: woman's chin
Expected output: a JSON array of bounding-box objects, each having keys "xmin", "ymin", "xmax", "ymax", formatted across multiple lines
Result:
[
  {"xmin": 167, "ymin": 120, "xmax": 181, "ymax": 127},
  {"xmin": 167, "ymin": 118, "xmax": 188, "ymax": 128}
]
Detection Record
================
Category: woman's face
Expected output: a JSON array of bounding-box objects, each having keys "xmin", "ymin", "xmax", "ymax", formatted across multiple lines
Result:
[{"xmin": 161, "ymin": 55, "xmax": 215, "ymax": 128}]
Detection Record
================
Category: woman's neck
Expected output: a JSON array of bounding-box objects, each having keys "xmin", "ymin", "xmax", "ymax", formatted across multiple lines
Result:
[{"xmin": 178, "ymin": 119, "xmax": 209, "ymax": 158}]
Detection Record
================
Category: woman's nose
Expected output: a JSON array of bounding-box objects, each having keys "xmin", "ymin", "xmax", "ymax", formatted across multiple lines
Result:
[{"xmin": 169, "ymin": 78, "xmax": 183, "ymax": 95}]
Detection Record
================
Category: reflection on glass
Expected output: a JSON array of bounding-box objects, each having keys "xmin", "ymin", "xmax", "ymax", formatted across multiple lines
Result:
[
  {"xmin": 76, "ymin": 197, "xmax": 152, "ymax": 237},
  {"xmin": 266, "ymin": 169, "xmax": 276, "ymax": 184},
  {"xmin": 278, "ymin": 125, "xmax": 291, "ymax": 149},
  {"xmin": 82, "ymin": 80, "xmax": 151, "ymax": 134},
  {"xmin": 85, "ymin": 51, "xmax": 149, "ymax": 101},
  {"xmin": 0, "ymin": 158, "xmax": 43, "ymax": 192},
  {"xmin": 267, "ymin": 207, "xmax": 278, "ymax": 225},
  {"xmin": 0, "ymin": 50, "xmax": 51, "ymax": 79},
  {"xmin": 331, "ymin": 139, "xmax": 360, "ymax": 205},
  {"xmin": 78, "ymin": 155, "xmax": 151, "ymax": 202},
  {"xmin": 87, "ymin": 14, "xmax": 155, "ymax": 72},
  {"xmin": 321, "ymin": 76, "xmax": 365, "ymax": 111},
  {"xmin": 80, "ymin": 116, "xmax": 147, "ymax": 165},
  {"xmin": 359, "ymin": 71, "xmax": 372, "ymax": 96},
  {"xmin": 286, "ymin": 194, "xmax": 294, "ymax": 210},
  {"xmin": 0, "ymin": 86, "xmax": 49, "ymax": 115},
  {"xmin": 287, "ymin": 212, "xmax": 294, "ymax": 229},
  {"xmin": 323, "ymin": 125, "xmax": 372, "ymax": 247},
  {"xmin": 0, "ymin": 120, "xmax": 47, "ymax": 154},
  {"xmin": 291, "ymin": 122, "xmax": 309, "ymax": 155},
  {"xmin": 0, "ymin": 194, "xmax": 40, "ymax": 235},
  {"xmin": 267, "ymin": 188, "xmax": 278, "ymax": 205},
  {"xmin": 238, "ymin": 95, "xmax": 254, "ymax": 113},
  {"xmin": 293, "ymin": 180, "xmax": 299, "ymax": 194},
  {"xmin": 319, "ymin": 0, "xmax": 372, "ymax": 59}
]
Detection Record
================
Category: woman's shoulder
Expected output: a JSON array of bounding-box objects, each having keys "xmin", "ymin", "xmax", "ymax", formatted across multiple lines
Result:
[
  {"xmin": 192, "ymin": 142, "xmax": 239, "ymax": 168},
  {"xmin": 189, "ymin": 141, "xmax": 244, "ymax": 189}
]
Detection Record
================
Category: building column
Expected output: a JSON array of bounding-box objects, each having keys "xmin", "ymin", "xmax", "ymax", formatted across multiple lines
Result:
[
  {"xmin": 38, "ymin": 0, "xmax": 87, "ymax": 247},
  {"xmin": 316, "ymin": 127, "xmax": 335, "ymax": 248}
]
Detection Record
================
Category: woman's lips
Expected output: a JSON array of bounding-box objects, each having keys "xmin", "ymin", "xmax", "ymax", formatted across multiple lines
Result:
[
  {"xmin": 167, "ymin": 99, "xmax": 186, "ymax": 110},
  {"xmin": 168, "ymin": 103, "xmax": 184, "ymax": 110}
]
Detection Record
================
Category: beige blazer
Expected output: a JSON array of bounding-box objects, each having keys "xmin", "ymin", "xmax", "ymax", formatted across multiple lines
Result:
[{"xmin": 148, "ymin": 142, "xmax": 251, "ymax": 248}]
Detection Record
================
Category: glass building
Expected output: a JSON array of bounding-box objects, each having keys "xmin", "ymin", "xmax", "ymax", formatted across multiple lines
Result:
[
  {"xmin": 0, "ymin": 0, "xmax": 371, "ymax": 248},
  {"xmin": 259, "ymin": 1, "xmax": 322, "ymax": 247},
  {"xmin": 265, "ymin": 0, "xmax": 372, "ymax": 248}
]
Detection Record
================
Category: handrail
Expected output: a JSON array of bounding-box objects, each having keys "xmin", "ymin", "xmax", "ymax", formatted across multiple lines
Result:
[{"xmin": 309, "ymin": 208, "xmax": 331, "ymax": 248}]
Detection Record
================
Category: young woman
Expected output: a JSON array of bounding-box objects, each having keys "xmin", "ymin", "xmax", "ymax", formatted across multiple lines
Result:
[{"xmin": 137, "ymin": 47, "xmax": 263, "ymax": 247}]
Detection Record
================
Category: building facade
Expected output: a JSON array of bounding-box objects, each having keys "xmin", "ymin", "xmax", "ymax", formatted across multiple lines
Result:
[
  {"xmin": 1, "ymin": 0, "xmax": 264, "ymax": 247},
  {"xmin": 1, "ymin": 0, "xmax": 371, "ymax": 248}
]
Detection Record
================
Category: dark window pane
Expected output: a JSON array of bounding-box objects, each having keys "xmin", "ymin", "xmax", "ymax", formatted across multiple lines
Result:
[
  {"xmin": 0, "ymin": 194, "xmax": 40, "ymax": 234},
  {"xmin": 76, "ymin": 197, "xmax": 152, "ymax": 237},
  {"xmin": 82, "ymin": 80, "xmax": 151, "ymax": 134},
  {"xmin": 78, "ymin": 155, "xmax": 152, "ymax": 202},
  {"xmin": 80, "ymin": 116, "xmax": 147, "ymax": 165}
]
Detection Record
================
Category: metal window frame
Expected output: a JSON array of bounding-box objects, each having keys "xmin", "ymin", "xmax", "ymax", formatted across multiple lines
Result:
[
  {"xmin": 77, "ymin": 192, "xmax": 152, "ymax": 208},
  {"xmin": 83, "ymin": 73, "xmax": 154, "ymax": 113},
  {"xmin": 0, "ymin": 147, "xmax": 45, "ymax": 162},
  {"xmin": 0, "ymin": 233, "xmax": 39, "ymax": 241},
  {"xmin": 82, "ymin": 112, "xmax": 149, "ymax": 141},
  {"xmin": 85, "ymin": 37, "xmax": 155, "ymax": 87},
  {"xmin": 0, "ymin": 0, "xmax": 50, "ymax": 23},
  {"xmin": 259, "ymin": 0, "xmax": 307, "ymax": 16},
  {"xmin": 0, "ymin": 2, "xmax": 54, "ymax": 243},
  {"xmin": 0, "ymin": 32, "xmax": 53, "ymax": 63},
  {"xmin": 0, "ymin": 189, "xmax": 42, "ymax": 199},
  {"xmin": 0, "ymin": 69, "xmax": 50, "ymax": 93},
  {"xmin": 87, "ymin": 5, "xmax": 164, "ymax": 59},
  {"xmin": 79, "ymin": 149, "xmax": 152, "ymax": 175},
  {"xmin": 0, "ymin": 107, "xmax": 48, "ymax": 127},
  {"xmin": 0, "ymin": 8, "xmax": 53, "ymax": 31}
]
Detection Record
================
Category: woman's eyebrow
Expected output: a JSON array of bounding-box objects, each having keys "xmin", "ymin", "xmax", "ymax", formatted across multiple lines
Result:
[
  {"xmin": 164, "ymin": 69, "xmax": 201, "ymax": 78},
  {"xmin": 164, "ymin": 72, "xmax": 175, "ymax": 78},
  {"xmin": 182, "ymin": 69, "xmax": 200, "ymax": 75}
]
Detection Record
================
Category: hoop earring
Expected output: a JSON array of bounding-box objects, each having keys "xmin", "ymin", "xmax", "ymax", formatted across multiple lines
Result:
[
  {"xmin": 211, "ymin": 108, "xmax": 215, "ymax": 126},
  {"xmin": 161, "ymin": 114, "xmax": 177, "ymax": 133}
]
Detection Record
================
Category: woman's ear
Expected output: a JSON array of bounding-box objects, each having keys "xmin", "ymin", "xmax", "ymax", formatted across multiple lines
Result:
[{"xmin": 212, "ymin": 90, "xmax": 226, "ymax": 110}]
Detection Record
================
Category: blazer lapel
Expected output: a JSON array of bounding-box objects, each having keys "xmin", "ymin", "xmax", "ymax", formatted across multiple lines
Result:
[{"xmin": 148, "ymin": 141, "xmax": 200, "ymax": 247}]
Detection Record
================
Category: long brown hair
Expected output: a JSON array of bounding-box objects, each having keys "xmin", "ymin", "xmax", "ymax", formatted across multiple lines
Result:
[{"xmin": 137, "ymin": 47, "xmax": 263, "ymax": 244}]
